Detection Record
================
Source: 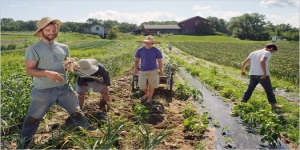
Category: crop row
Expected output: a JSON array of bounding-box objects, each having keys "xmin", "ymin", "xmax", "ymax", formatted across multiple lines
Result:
[{"xmin": 171, "ymin": 42, "xmax": 299, "ymax": 84}]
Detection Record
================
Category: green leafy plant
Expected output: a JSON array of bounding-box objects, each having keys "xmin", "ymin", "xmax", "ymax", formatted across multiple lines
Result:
[
  {"xmin": 221, "ymin": 126, "xmax": 230, "ymax": 135},
  {"xmin": 211, "ymin": 66, "xmax": 218, "ymax": 75},
  {"xmin": 212, "ymin": 120, "xmax": 220, "ymax": 128},
  {"xmin": 133, "ymin": 104, "xmax": 150, "ymax": 121},
  {"xmin": 180, "ymin": 102, "xmax": 197, "ymax": 117},
  {"xmin": 175, "ymin": 83, "xmax": 191, "ymax": 100},
  {"xmin": 231, "ymin": 103, "xmax": 255, "ymax": 117},
  {"xmin": 190, "ymin": 88, "xmax": 203, "ymax": 103},
  {"xmin": 258, "ymin": 120, "xmax": 282, "ymax": 147},
  {"xmin": 183, "ymin": 116, "xmax": 208, "ymax": 134},
  {"xmin": 223, "ymin": 137, "xmax": 236, "ymax": 147}
]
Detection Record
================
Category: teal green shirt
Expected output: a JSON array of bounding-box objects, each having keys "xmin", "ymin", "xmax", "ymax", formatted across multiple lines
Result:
[{"xmin": 25, "ymin": 40, "xmax": 69, "ymax": 89}]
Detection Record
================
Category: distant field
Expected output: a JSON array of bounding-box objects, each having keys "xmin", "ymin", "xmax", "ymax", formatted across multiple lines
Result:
[{"xmin": 1, "ymin": 32, "xmax": 101, "ymax": 45}]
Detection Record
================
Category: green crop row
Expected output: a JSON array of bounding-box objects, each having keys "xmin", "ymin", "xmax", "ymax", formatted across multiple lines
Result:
[{"xmin": 172, "ymin": 42, "xmax": 299, "ymax": 84}]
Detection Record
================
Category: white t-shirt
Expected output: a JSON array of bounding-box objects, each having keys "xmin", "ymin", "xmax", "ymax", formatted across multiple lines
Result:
[{"xmin": 248, "ymin": 49, "xmax": 272, "ymax": 75}]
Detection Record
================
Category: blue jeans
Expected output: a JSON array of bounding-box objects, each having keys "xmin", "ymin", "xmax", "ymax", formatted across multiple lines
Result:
[
  {"xmin": 242, "ymin": 75, "xmax": 277, "ymax": 104},
  {"xmin": 21, "ymin": 84, "xmax": 90, "ymax": 141}
]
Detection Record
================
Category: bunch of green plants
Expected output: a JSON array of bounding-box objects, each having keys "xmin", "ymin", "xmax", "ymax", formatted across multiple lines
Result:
[
  {"xmin": 175, "ymin": 83, "xmax": 191, "ymax": 100},
  {"xmin": 180, "ymin": 102, "xmax": 198, "ymax": 118},
  {"xmin": 1, "ymin": 74, "xmax": 32, "ymax": 133},
  {"xmin": 175, "ymin": 83, "xmax": 202, "ymax": 101},
  {"xmin": 134, "ymin": 118, "xmax": 170, "ymax": 150},
  {"xmin": 258, "ymin": 120, "xmax": 282, "ymax": 148},
  {"xmin": 191, "ymin": 88, "xmax": 203, "ymax": 103},
  {"xmin": 183, "ymin": 116, "xmax": 208, "ymax": 134},
  {"xmin": 231, "ymin": 103, "xmax": 255, "ymax": 117},
  {"xmin": 235, "ymin": 108, "xmax": 282, "ymax": 147},
  {"xmin": 133, "ymin": 104, "xmax": 150, "ymax": 121},
  {"xmin": 212, "ymin": 120, "xmax": 220, "ymax": 128},
  {"xmin": 63, "ymin": 116, "xmax": 125, "ymax": 149}
]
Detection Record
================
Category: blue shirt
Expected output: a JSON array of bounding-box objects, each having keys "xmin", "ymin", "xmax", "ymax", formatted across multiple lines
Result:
[{"xmin": 135, "ymin": 46, "xmax": 163, "ymax": 71}]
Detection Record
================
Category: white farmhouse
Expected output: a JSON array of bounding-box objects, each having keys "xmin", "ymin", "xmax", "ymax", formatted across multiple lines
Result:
[
  {"xmin": 83, "ymin": 24, "xmax": 110, "ymax": 38},
  {"xmin": 271, "ymin": 36, "xmax": 284, "ymax": 42}
]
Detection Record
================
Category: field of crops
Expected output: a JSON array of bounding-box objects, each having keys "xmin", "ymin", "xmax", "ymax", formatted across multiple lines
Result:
[
  {"xmin": 171, "ymin": 42, "xmax": 299, "ymax": 84},
  {"xmin": 1, "ymin": 32, "xmax": 299, "ymax": 149},
  {"xmin": 1, "ymin": 40, "xmax": 139, "ymax": 135}
]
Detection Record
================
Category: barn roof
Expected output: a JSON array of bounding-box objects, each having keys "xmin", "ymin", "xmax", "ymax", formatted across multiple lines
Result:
[
  {"xmin": 143, "ymin": 25, "xmax": 181, "ymax": 29},
  {"xmin": 177, "ymin": 16, "xmax": 208, "ymax": 24}
]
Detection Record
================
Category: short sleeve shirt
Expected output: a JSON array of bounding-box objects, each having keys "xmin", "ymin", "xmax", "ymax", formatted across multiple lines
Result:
[
  {"xmin": 25, "ymin": 40, "xmax": 69, "ymax": 89},
  {"xmin": 135, "ymin": 46, "xmax": 163, "ymax": 71},
  {"xmin": 248, "ymin": 49, "xmax": 271, "ymax": 75}
]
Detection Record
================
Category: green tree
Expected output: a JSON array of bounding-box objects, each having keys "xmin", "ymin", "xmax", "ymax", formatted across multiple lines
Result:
[
  {"xmin": 118, "ymin": 22, "xmax": 137, "ymax": 33},
  {"xmin": 197, "ymin": 22, "xmax": 215, "ymax": 35},
  {"xmin": 107, "ymin": 26, "xmax": 119, "ymax": 39},
  {"xmin": 103, "ymin": 20, "xmax": 119, "ymax": 28},
  {"xmin": 227, "ymin": 13, "xmax": 268, "ymax": 40}
]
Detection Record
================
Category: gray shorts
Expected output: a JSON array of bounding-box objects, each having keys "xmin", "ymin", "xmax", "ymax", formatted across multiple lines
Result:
[{"xmin": 76, "ymin": 81, "xmax": 104, "ymax": 93}]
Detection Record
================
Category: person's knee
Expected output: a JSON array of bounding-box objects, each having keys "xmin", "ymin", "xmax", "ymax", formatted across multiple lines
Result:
[
  {"xmin": 24, "ymin": 116, "xmax": 40, "ymax": 126},
  {"xmin": 71, "ymin": 111, "xmax": 84, "ymax": 121}
]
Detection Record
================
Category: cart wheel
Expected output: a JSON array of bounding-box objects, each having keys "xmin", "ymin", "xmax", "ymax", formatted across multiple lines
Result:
[
  {"xmin": 167, "ymin": 65, "xmax": 173, "ymax": 92},
  {"xmin": 169, "ymin": 73, "xmax": 173, "ymax": 92},
  {"xmin": 131, "ymin": 75, "xmax": 136, "ymax": 92}
]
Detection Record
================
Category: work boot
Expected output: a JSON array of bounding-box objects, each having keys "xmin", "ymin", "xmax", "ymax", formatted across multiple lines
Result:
[{"xmin": 271, "ymin": 104, "xmax": 283, "ymax": 109}]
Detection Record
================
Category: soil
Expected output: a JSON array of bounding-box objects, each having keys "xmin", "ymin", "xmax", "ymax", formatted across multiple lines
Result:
[{"xmin": 29, "ymin": 68, "xmax": 217, "ymax": 149}]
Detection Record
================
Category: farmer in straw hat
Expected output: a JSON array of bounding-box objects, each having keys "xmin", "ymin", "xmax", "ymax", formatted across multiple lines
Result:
[
  {"xmin": 134, "ymin": 35, "xmax": 163, "ymax": 103},
  {"xmin": 21, "ymin": 17, "xmax": 93, "ymax": 148},
  {"xmin": 75, "ymin": 58, "xmax": 113, "ymax": 111}
]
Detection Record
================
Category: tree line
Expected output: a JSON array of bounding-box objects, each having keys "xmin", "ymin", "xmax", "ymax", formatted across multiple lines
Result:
[{"xmin": 1, "ymin": 12, "xmax": 298, "ymax": 41}]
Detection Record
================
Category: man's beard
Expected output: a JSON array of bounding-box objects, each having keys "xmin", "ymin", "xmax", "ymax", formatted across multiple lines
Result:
[{"xmin": 43, "ymin": 33, "xmax": 57, "ymax": 41}]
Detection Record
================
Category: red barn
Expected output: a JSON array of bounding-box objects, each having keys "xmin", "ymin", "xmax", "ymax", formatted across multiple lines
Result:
[{"xmin": 177, "ymin": 16, "xmax": 209, "ymax": 34}]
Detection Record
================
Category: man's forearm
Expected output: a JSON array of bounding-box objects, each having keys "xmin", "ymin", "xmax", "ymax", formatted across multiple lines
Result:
[
  {"xmin": 260, "ymin": 61, "xmax": 267, "ymax": 74},
  {"xmin": 26, "ymin": 68, "xmax": 48, "ymax": 77}
]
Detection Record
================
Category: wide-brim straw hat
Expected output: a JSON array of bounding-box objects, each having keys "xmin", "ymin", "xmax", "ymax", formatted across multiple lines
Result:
[
  {"xmin": 77, "ymin": 59, "xmax": 99, "ymax": 75},
  {"xmin": 33, "ymin": 17, "xmax": 62, "ymax": 37},
  {"xmin": 137, "ymin": 35, "xmax": 161, "ymax": 44}
]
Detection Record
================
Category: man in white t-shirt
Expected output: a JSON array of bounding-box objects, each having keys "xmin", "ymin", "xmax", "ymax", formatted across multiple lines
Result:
[{"xmin": 241, "ymin": 43, "xmax": 282, "ymax": 109}]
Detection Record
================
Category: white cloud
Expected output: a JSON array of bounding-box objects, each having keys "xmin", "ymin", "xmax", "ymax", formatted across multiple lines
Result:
[
  {"xmin": 210, "ymin": 11, "xmax": 245, "ymax": 21},
  {"xmin": 193, "ymin": 5, "xmax": 211, "ymax": 10},
  {"xmin": 260, "ymin": 0, "xmax": 299, "ymax": 8},
  {"xmin": 87, "ymin": 10, "xmax": 185, "ymax": 25},
  {"xmin": 192, "ymin": 4, "xmax": 245, "ymax": 21},
  {"xmin": 194, "ymin": 9, "xmax": 245, "ymax": 21},
  {"xmin": 266, "ymin": 14, "xmax": 299, "ymax": 27}
]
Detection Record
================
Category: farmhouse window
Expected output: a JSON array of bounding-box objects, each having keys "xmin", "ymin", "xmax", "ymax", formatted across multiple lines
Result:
[
  {"xmin": 96, "ymin": 27, "xmax": 99, "ymax": 31},
  {"xmin": 195, "ymin": 21, "xmax": 200, "ymax": 25},
  {"xmin": 188, "ymin": 21, "xmax": 192, "ymax": 25}
]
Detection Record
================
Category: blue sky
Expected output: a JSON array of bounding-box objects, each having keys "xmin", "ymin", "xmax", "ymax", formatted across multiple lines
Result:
[{"xmin": 1, "ymin": 0, "xmax": 299, "ymax": 27}]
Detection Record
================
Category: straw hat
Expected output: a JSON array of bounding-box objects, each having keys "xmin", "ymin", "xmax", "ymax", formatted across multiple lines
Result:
[
  {"xmin": 33, "ymin": 17, "xmax": 62, "ymax": 37},
  {"xmin": 77, "ymin": 59, "xmax": 99, "ymax": 75},
  {"xmin": 137, "ymin": 35, "xmax": 161, "ymax": 44}
]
